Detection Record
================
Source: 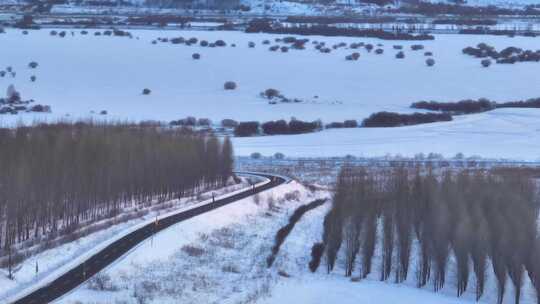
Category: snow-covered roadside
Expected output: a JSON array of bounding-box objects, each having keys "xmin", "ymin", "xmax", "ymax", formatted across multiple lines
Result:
[
  {"xmin": 58, "ymin": 181, "xmax": 331, "ymax": 304},
  {"xmin": 259, "ymin": 189, "xmax": 537, "ymax": 304},
  {"xmin": 0, "ymin": 175, "xmax": 267, "ymax": 304},
  {"xmin": 258, "ymin": 200, "xmax": 481, "ymax": 304}
]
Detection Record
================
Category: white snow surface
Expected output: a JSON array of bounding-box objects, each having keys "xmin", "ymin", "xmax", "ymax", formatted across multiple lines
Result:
[
  {"xmin": 57, "ymin": 180, "xmax": 329, "ymax": 304},
  {"xmin": 233, "ymin": 108, "xmax": 540, "ymax": 160},
  {"xmin": 1, "ymin": 29, "xmax": 540, "ymax": 124}
]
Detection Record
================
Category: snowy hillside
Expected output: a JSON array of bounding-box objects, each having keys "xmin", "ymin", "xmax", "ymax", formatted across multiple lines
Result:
[
  {"xmin": 57, "ymin": 181, "xmax": 331, "ymax": 304},
  {"xmin": 233, "ymin": 108, "xmax": 540, "ymax": 160}
]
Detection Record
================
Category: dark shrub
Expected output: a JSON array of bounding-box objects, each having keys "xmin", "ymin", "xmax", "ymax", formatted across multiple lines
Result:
[
  {"xmin": 28, "ymin": 61, "xmax": 38, "ymax": 69},
  {"xmin": 200, "ymin": 40, "xmax": 209, "ymax": 47},
  {"xmin": 263, "ymin": 88, "xmax": 280, "ymax": 99},
  {"xmin": 209, "ymin": 43, "xmax": 216, "ymax": 47},
  {"xmin": 197, "ymin": 118, "xmax": 211, "ymax": 126},
  {"xmin": 269, "ymin": 45, "xmax": 279, "ymax": 51},
  {"xmin": 142, "ymin": 88, "xmax": 151, "ymax": 95},
  {"xmin": 283, "ymin": 36, "xmax": 297, "ymax": 43},
  {"xmin": 288, "ymin": 119, "xmax": 321, "ymax": 134},
  {"xmin": 362, "ymin": 111, "xmax": 452, "ymax": 127},
  {"xmin": 224, "ymin": 81, "xmax": 237, "ymax": 90},
  {"xmin": 248, "ymin": 41, "xmax": 255, "ymax": 48},
  {"xmin": 498, "ymin": 98, "xmax": 540, "ymax": 108},
  {"xmin": 59, "ymin": 31, "xmax": 66, "ymax": 38},
  {"xmin": 411, "ymin": 44, "xmax": 424, "ymax": 51},
  {"xmin": 22, "ymin": 30, "xmax": 28, "ymax": 35},
  {"xmin": 424, "ymin": 51, "xmax": 433, "ymax": 56},
  {"xmin": 281, "ymin": 46, "xmax": 289, "ymax": 52},
  {"xmin": 262, "ymin": 40, "xmax": 270, "ymax": 44},
  {"xmin": 411, "ymin": 98, "xmax": 495, "ymax": 114},
  {"xmin": 170, "ymin": 116, "xmax": 197, "ymax": 126},
  {"xmin": 221, "ymin": 119, "xmax": 238, "ymax": 128},
  {"xmin": 95, "ymin": 32, "xmax": 102, "ymax": 36},
  {"xmin": 351, "ymin": 52, "xmax": 360, "ymax": 60},
  {"xmin": 365, "ymin": 44, "xmax": 373, "ymax": 52},
  {"xmin": 292, "ymin": 39, "xmax": 308, "ymax": 49},
  {"xmin": 188, "ymin": 37, "xmax": 198, "ymax": 44},
  {"xmin": 81, "ymin": 30, "xmax": 88, "ymax": 35},
  {"xmin": 309, "ymin": 243, "xmax": 325, "ymax": 272},
  {"xmin": 100, "ymin": 110, "xmax": 107, "ymax": 115},
  {"xmin": 192, "ymin": 53, "xmax": 201, "ymax": 60},
  {"xmin": 30, "ymin": 75, "xmax": 36, "ymax": 82},
  {"xmin": 343, "ymin": 120, "xmax": 358, "ymax": 128},
  {"xmin": 171, "ymin": 37, "xmax": 185, "ymax": 44},
  {"xmin": 50, "ymin": 30, "xmax": 57, "ymax": 36},
  {"xmin": 326, "ymin": 122, "xmax": 344, "ymax": 128},
  {"xmin": 375, "ymin": 48, "xmax": 384, "ymax": 54},
  {"xmin": 262, "ymin": 120, "xmax": 289, "ymax": 135},
  {"xmin": 215, "ymin": 40, "xmax": 226, "ymax": 47},
  {"xmin": 426, "ymin": 58, "xmax": 435, "ymax": 66},
  {"xmin": 481, "ymin": 59, "xmax": 492, "ymax": 67},
  {"xmin": 234, "ymin": 121, "xmax": 260, "ymax": 137},
  {"xmin": 29, "ymin": 104, "xmax": 51, "ymax": 113},
  {"xmin": 393, "ymin": 45, "xmax": 403, "ymax": 49},
  {"xmin": 274, "ymin": 152, "xmax": 285, "ymax": 159},
  {"xmin": 396, "ymin": 51, "xmax": 405, "ymax": 59}
]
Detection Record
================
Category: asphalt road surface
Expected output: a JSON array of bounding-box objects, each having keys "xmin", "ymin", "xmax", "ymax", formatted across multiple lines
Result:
[{"xmin": 10, "ymin": 172, "xmax": 286, "ymax": 304}]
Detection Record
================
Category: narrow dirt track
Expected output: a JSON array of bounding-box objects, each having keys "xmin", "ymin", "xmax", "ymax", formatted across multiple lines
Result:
[{"xmin": 10, "ymin": 172, "xmax": 286, "ymax": 304}]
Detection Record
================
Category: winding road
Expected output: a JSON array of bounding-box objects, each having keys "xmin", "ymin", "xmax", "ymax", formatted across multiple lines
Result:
[{"xmin": 9, "ymin": 172, "xmax": 286, "ymax": 304}]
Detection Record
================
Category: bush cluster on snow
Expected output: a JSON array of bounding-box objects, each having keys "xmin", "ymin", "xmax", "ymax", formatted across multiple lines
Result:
[
  {"xmin": 261, "ymin": 119, "xmax": 322, "ymax": 135},
  {"xmin": 223, "ymin": 81, "xmax": 237, "ymax": 90},
  {"xmin": 345, "ymin": 52, "xmax": 360, "ymax": 61},
  {"xmin": 234, "ymin": 121, "xmax": 260, "ymax": 137},
  {"xmin": 412, "ymin": 97, "xmax": 540, "ymax": 113},
  {"xmin": 325, "ymin": 120, "xmax": 358, "ymax": 129},
  {"xmin": 362, "ymin": 111, "xmax": 452, "ymax": 127},
  {"xmin": 463, "ymin": 43, "xmax": 540, "ymax": 65},
  {"xmin": 0, "ymin": 84, "xmax": 51, "ymax": 115},
  {"xmin": 221, "ymin": 119, "xmax": 238, "ymax": 128}
]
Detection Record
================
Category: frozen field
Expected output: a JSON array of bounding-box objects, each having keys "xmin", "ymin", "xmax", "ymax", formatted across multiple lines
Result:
[
  {"xmin": 1, "ymin": 28, "xmax": 539, "ymax": 159},
  {"xmin": 1, "ymin": 29, "xmax": 540, "ymax": 124},
  {"xmin": 233, "ymin": 108, "xmax": 540, "ymax": 160}
]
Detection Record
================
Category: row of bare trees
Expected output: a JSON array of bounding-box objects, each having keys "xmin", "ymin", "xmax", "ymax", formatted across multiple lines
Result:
[
  {"xmin": 0, "ymin": 122, "xmax": 234, "ymax": 277},
  {"xmin": 312, "ymin": 166, "xmax": 540, "ymax": 304}
]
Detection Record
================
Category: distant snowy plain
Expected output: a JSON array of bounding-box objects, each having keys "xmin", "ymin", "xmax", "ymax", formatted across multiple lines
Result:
[{"xmin": 1, "ymin": 29, "xmax": 539, "ymax": 159}]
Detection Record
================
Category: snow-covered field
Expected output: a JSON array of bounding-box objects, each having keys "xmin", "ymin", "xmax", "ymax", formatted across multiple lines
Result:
[
  {"xmin": 1, "ymin": 29, "xmax": 540, "ymax": 124},
  {"xmin": 234, "ymin": 108, "xmax": 540, "ymax": 160},
  {"xmin": 56, "ymin": 177, "xmax": 539, "ymax": 304},
  {"xmin": 57, "ymin": 180, "xmax": 330, "ymax": 304}
]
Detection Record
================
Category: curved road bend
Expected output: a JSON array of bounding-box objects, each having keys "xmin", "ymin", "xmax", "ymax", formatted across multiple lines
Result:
[{"xmin": 11, "ymin": 172, "xmax": 286, "ymax": 304}]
